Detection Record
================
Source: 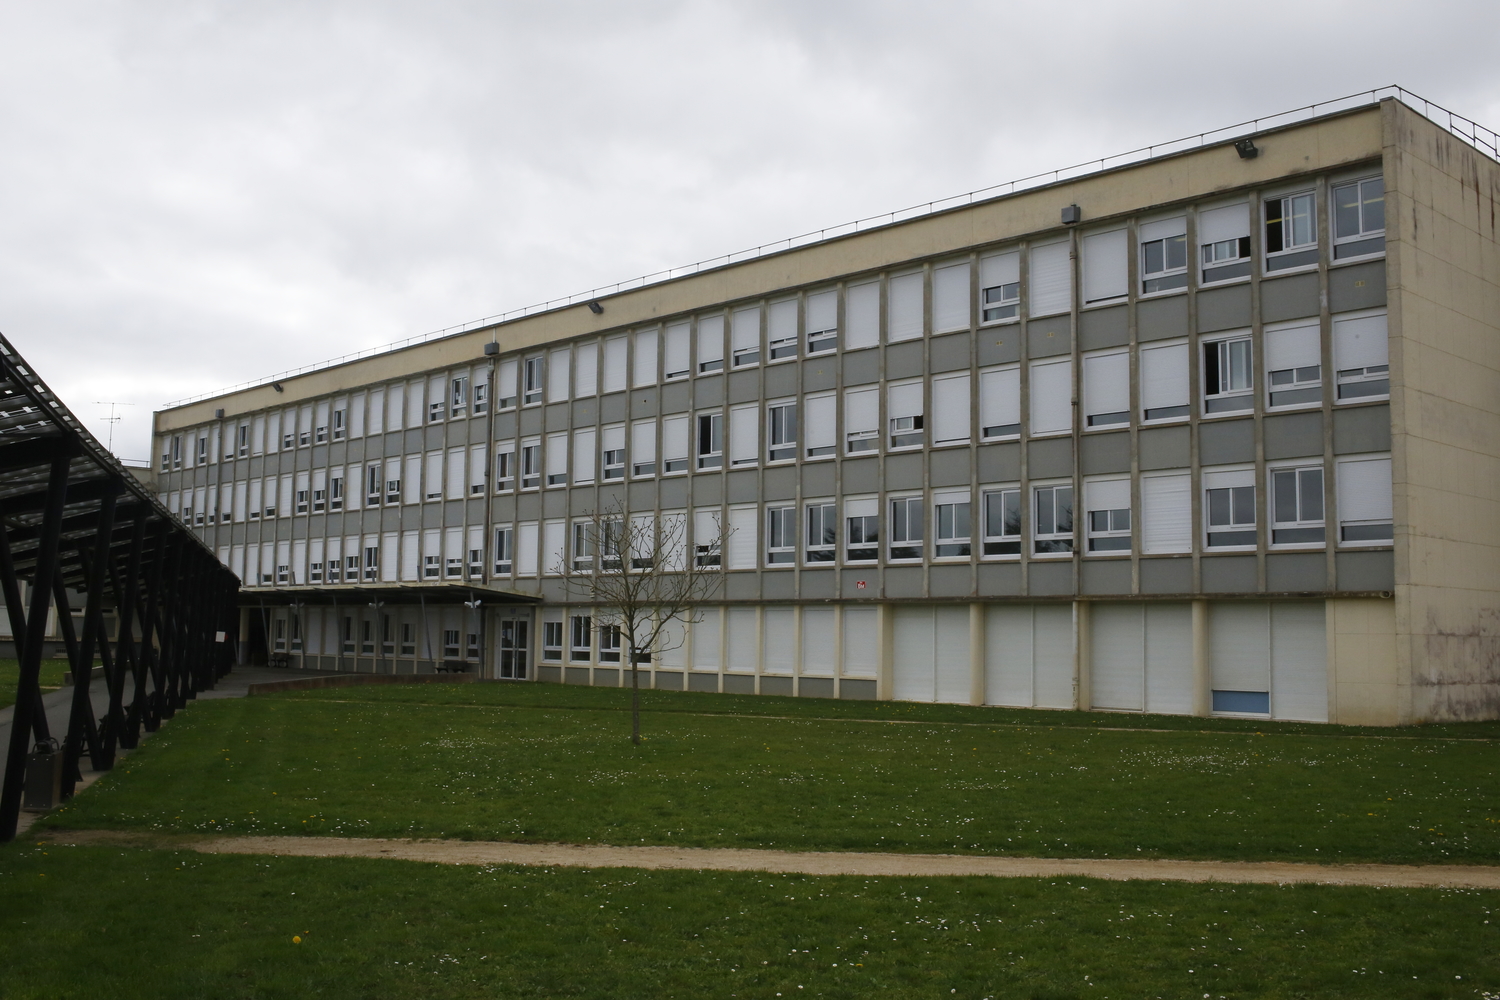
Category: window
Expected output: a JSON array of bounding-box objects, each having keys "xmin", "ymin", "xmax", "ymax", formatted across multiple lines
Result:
[
  {"xmin": 698, "ymin": 314, "xmax": 725, "ymax": 373},
  {"xmin": 766, "ymin": 505, "xmax": 796, "ymax": 565},
  {"xmin": 630, "ymin": 514, "xmax": 656, "ymax": 570},
  {"xmin": 1204, "ymin": 469, "xmax": 1256, "ymax": 548},
  {"xmin": 979, "ymin": 366, "xmax": 1020, "ymax": 439},
  {"xmin": 889, "ymin": 496, "xmax": 923, "ymax": 560},
  {"xmin": 1265, "ymin": 321, "xmax": 1322, "ymax": 408},
  {"xmin": 1199, "ymin": 202, "xmax": 1252, "ymax": 283},
  {"xmin": 544, "ymin": 434, "xmax": 568, "ymax": 487},
  {"xmin": 429, "ymin": 395, "xmax": 446, "ymax": 423},
  {"xmin": 325, "ymin": 549, "xmax": 340, "ymax": 582},
  {"xmin": 845, "ymin": 498, "xmax": 878, "ymax": 562},
  {"xmin": 1140, "ymin": 342, "xmax": 1189, "ymax": 421},
  {"xmin": 805, "ymin": 502, "xmax": 836, "ymax": 563},
  {"xmin": 1336, "ymin": 455, "xmax": 1393, "ymax": 544},
  {"xmin": 732, "ymin": 306, "xmax": 760, "ymax": 367},
  {"xmin": 520, "ymin": 442, "xmax": 540, "ymax": 489},
  {"xmin": 697, "ymin": 412, "xmax": 723, "ymax": 470},
  {"xmin": 276, "ymin": 563, "xmax": 289, "ymax": 585},
  {"xmin": 573, "ymin": 343, "xmax": 597, "ymax": 398},
  {"xmin": 1333, "ymin": 310, "xmax": 1389, "ymax": 401},
  {"xmin": 236, "ymin": 424, "xmax": 249, "ymax": 457},
  {"xmin": 845, "ymin": 387, "xmax": 878, "ymax": 453},
  {"xmin": 888, "ymin": 381, "xmax": 923, "ymax": 449},
  {"xmin": 931, "ymin": 373, "xmax": 970, "ymax": 446},
  {"xmin": 631, "ymin": 420, "xmax": 656, "ymax": 477},
  {"xmin": 980, "ymin": 251, "xmax": 1020, "ymax": 322},
  {"xmin": 196, "ymin": 436, "xmax": 208, "ymax": 464},
  {"xmin": 168, "ymin": 434, "xmax": 182, "ymax": 470},
  {"xmin": 450, "ymin": 376, "xmax": 469, "ymax": 414},
  {"xmin": 1141, "ymin": 472, "xmax": 1191, "ymax": 554},
  {"xmin": 599, "ymin": 519, "xmax": 623, "ymax": 570},
  {"xmin": 547, "ymin": 349, "xmax": 570, "ymax": 403},
  {"xmin": 1265, "ymin": 191, "xmax": 1318, "ymax": 270},
  {"xmin": 1033, "ymin": 484, "xmax": 1074, "ymax": 554},
  {"xmin": 1029, "ymin": 359, "xmax": 1072, "ymax": 435},
  {"xmin": 982, "ymin": 487, "xmax": 1021, "ymax": 556},
  {"xmin": 694, "ymin": 509, "xmax": 721, "ymax": 567},
  {"xmin": 729, "ymin": 404, "xmax": 758, "ymax": 467},
  {"xmin": 441, "ymin": 629, "xmax": 460, "ymax": 658},
  {"xmin": 933, "ymin": 262, "xmax": 969, "ymax": 332},
  {"xmin": 1082, "ymin": 351, "xmax": 1129, "ymax": 428},
  {"xmin": 328, "ymin": 476, "xmax": 344, "ymax": 511},
  {"xmin": 310, "ymin": 561, "xmax": 323, "ymax": 583},
  {"xmin": 601, "ymin": 424, "xmax": 626, "ymax": 481},
  {"xmin": 495, "ymin": 447, "xmax": 515, "ymax": 492},
  {"xmin": 1138, "ymin": 218, "xmax": 1188, "ymax": 293},
  {"xmin": 768, "ymin": 299, "xmax": 798, "ymax": 360},
  {"xmin": 363, "ymin": 545, "xmax": 379, "ymax": 580},
  {"xmin": 570, "ymin": 616, "xmax": 593, "ymax": 661},
  {"xmin": 1082, "ymin": 229, "xmax": 1128, "ymax": 303},
  {"xmin": 424, "ymin": 452, "xmax": 443, "ymax": 500},
  {"xmin": 1029, "ymin": 241, "xmax": 1071, "ymax": 316},
  {"xmin": 1203, "ymin": 335, "xmax": 1253, "ymax": 413},
  {"xmin": 664, "ymin": 322, "xmax": 690, "ymax": 380},
  {"xmin": 846, "ymin": 281, "xmax": 879, "ymax": 349},
  {"xmin": 296, "ymin": 488, "xmax": 309, "ymax": 515},
  {"xmin": 1271, "ymin": 464, "xmax": 1325, "ymax": 544},
  {"xmin": 542, "ymin": 621, "xmax": 563, "ymax": 661},
  {"xmin": 468, "ymin": 546, "xmax": 483, "ymax": 578},
  {"xmin": 662, "ymin": 415, "xmax": 689, "ymax": 473},
  {"xmin": 767, "ymin": 400, "xmax": 797, "ymax": 461},
  {"xmin": 633, "ymin": 329, "xmax": 658, "ymax": 387},
  {"xmin": 572, "ymin": 522, "xmax": 594, "ymax": 571},
  {"xmin": 424, "ymin": 554, "xmax": 440, "ymax": 579},
  {"xmin": 347, "ymin": 554, "xmax": 362, "ymax": 580},
  {"xmin": 806, "ymin": 289, "xmax": 837, "ymax": 353},
  {"xmin": 472, "ymin": 381, "xmax": 488, "ymax": 414},
  {"xmin": 887, "ymin": 272, "xmax": 923, "ymax": 342},
  {"xmin": 804, "ymin": 394, "xmax": 835, "ymax": 458},
  {"xmin": 493, "ymin": 526, "xmax": 513, "ymax": 574},
  {"xmin": 497, "ymin": 358, "xmax": 518, "ymax": 409},
  {"xmin": 1084, "ymin": 478, "xmax": 1131, "ymax": 552},
  {"xmin": 933, "ymin": 491, "xmax": 971, "ymax": 557},
  {"xmin": 599, "ymin": 623, "xmax": 622, "ymax": 663},
  {"xmin": 400, "ymin": 622, "xmax": 416, "ymax": 656},
  {"xmin": 569, "ymin": 427, "xmax": 594, "ymax": 485},
  {"xmin": 273, "ymin": 618, "xmax": 286, "ymax": 652},
  {"xmin": 523, "ymin": 357, "xmax": 544, "ymax": 405},
  {"xmin": 1333, "ymin": 176, "xmax": 1384, "ymax": 259}
]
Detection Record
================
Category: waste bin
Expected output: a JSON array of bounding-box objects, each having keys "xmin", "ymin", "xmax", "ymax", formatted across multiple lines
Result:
[{"xmin": 23, "ymin": 738, "xmax": 63, "ymax": 812}]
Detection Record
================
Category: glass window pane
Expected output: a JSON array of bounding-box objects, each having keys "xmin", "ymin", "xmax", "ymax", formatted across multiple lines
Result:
[
  {"xmin": 1273, "ymin": 470, "xmax": 1298, "ymax": 523},
  {"xmin": 1036, "ymin": 490, "xmax": 1055, "ymax": 535},
  {"xmin": 1362, "ymin": 178, "xmax": 1384, "ymax": 233},
  {"xmin": 1334, "ymin": 184, "xmax": 1361, "ymax": 239},
  {"xmin": 1056, "ymin": 487, "xmax": 1073, "ymax": 533},
  {"xmin": 1165, "ymin": 234, "xmax": 1187, "ymax": 271},
  {"xmin": 1208, "ymin": 487, "xmax": 1230, "ymax": 527},
  {"xmin": 1299, "ymin": 468, "xmax": 1324, "ymax": 522},
  {"xmin": 1231, "ymin": 486, "xmax": 1255, "ymax": 525}
]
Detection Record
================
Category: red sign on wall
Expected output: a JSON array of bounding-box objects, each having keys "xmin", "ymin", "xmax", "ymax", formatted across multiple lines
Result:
[{"xmin": 856, "ymin": 581, "xmax": 867, "ymax": 590}]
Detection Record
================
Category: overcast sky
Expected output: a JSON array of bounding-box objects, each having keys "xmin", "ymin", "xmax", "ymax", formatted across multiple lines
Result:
[{"xmin": 1, "ymin": 1, "xmax": 1496, "ymax": 462}]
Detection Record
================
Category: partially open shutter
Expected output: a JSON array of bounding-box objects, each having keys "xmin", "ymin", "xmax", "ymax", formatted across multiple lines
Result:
[{"xmin": 1082, "ymin": 229, "xmax": 1128, "ymax": 303}]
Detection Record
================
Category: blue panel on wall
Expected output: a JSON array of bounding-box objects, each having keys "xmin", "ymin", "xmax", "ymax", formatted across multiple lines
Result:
[{"xmin": 1212, "ymin": 689, "xmax": 1270, "ymax": 714}]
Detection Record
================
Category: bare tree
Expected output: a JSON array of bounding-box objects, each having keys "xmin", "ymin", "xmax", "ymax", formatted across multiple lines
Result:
[{"xmin": 560, "ymin": 499, "xmax": 727, "ymax": 745}]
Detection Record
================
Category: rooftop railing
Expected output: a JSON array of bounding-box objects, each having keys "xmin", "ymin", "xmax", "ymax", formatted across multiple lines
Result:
[{"xmin": 165, "ymin": 85, "xmax": 1496, "ymax": 410}]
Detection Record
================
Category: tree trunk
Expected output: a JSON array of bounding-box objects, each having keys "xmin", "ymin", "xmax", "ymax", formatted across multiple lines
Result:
[{"xmin": 629, "ymin": 646, "xmax": 640, "ymax": 746}]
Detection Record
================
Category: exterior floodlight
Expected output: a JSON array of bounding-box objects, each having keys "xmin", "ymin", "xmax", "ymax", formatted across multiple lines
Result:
[
  {"xmin": 271, "ymin": 382, "xmax": 284, "ymax": 393},
  {"xmin": 1235, "ymin": 138, "xmax": 1259, "ymax": 159},
  {"xmin": 587, "ymin": 301, "xmax": 604, "ymax": 315},
  {"xmin": 1060, "ymin": 204, "xmax": 1082, "ymax": 225}
]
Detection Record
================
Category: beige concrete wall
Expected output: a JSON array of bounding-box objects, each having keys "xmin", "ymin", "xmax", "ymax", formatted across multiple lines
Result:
[
  {"xmin": 1326, "ymin": 597, "xmax": 1398, "ymax": 725},
  {"xmin": 1386, "ymin": 101, "xmax": 1500, "ymax": 722},
  {"xmin": 157, "ymin": 106, "xmax": 1385, "ymax": 433}
]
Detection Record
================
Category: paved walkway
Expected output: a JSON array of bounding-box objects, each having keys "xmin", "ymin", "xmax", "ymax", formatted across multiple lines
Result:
[{"xmin": 42, "ymin": 830, "xmax": 1500, "ymax": 889}]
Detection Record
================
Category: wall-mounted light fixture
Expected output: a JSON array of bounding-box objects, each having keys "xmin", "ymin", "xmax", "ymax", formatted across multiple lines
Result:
[
  {"xmin": 271, "ymin": 382, "xmax": 285, "ymax": 393},
  {"xmin": 587, "ymin": 301, "xmax": 604, "ymax": 315},
  {"xmin": 1060, "ymin": 204, "xmax": 1082, "ymax": 225},
  {"xmin": 214, "ymin": 408, "xmax": 225, "ymax": 418},
  {"xmin": 1235, "ymin": 138, "xmax": 1259, "ymax": 160},
  {"xmin": 483, "ymin": 342, "xmax": 499, "ymax": 356}
]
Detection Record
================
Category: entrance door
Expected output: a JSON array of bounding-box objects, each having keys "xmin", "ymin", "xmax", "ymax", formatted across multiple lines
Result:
[{"xmin": 497, "ymin": 616, "xmax": 530, "ymax": 680}]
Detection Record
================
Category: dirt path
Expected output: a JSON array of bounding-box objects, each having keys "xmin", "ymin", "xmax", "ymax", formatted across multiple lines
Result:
[{"xmin": 43, "ymin": 829, "xmax": 1500, "ymax": 889}]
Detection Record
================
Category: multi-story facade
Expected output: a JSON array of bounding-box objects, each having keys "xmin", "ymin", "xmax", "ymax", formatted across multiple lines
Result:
[{"xmin": 153, "ymin": 95, "xmax": 1500, "ymax": 724}]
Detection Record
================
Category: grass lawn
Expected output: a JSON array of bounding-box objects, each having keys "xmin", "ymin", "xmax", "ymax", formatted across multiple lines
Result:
[
  {"xmin": 0, "ymin": 657, "xmax": 72, "ymax": 710},
  {"xmin": 0, "ymin": 842, "xmax": 1496, "ymax": 999},
  {"xmin": 36, "ymin": 684, "xmax": 1500, "ymax": 865}
]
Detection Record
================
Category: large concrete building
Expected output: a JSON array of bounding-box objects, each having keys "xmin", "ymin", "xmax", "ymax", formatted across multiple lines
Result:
[{"xmin": 153, "ymin": 92, "xmax": 1500, "ymax": 725}]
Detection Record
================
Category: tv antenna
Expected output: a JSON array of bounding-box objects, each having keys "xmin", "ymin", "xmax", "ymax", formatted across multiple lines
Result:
[{"xmin": 94, "ymin": 401, "xmax": 133, "ymax": 453}]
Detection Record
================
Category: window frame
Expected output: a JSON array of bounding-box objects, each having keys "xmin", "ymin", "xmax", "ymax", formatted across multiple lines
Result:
[
  {"xmin": 804, "ymin": 500, "xmax": 836, "ymax": 564},
  {"xmin": 492, "ymin": 526, "xmax": 513, "ymax": 575},
  {"xmin": 844, "ymin": 497, "xmax": 879, "ymax": 564},
  {"xmin": 888, "ymin": 495, "xmax": 924, "ymax": 561},
  {"xmin": 522, "ymin": 356, "xmax": 545, "ymax": 406},
  {"xmin": 1269, "ymin": 461, "xmax": 1326, "ymax": 547},
  {"xmin": 1201, "ymin": 332, "xmax": 1255, "ymax": 416},
  {"xmin": 541, "ymin": 620, "xmax": 564, "ymax": 661},
  {"xmin": 766, "ymin": 504, "xmax": 796, "ymax": 566},
  {"xmin": 1331, "ymin": 175, "xmax": 1385, "ymax": 261},
  {"xmin": 767, "ymin": 399, "xmax": 798, "ymax": 463},
  {"xmin": 1138, "ymin": 219, "xmax": 1188, "ymax": 295},
  {"xmin": 1264, "ymin": 320, "xmax": 1324, "ymax": 411},
  {"xmin": 696, "ymin": 411, "xmax": 723, "ymax": 470},
  {"xmin": 1264, "ymin": 190, "xmax": 1319, "ymax": 271},
  {"xmin": 1203, "ymin": 466, "xmax": 1257, "ymax": 550},
  {"xmin": 932, "ymin": 492, "xmax": 972, "ymax": 559},
  {"xmin": 1083, "ymin": 477, "xmax": 1132, "ymax": 554},
  {"xmin": 569, "ymin": 614, "xmax": 593, "ymax": 662},
  {"xmin": 981, "ymin": 485, "xmax": 1022, "ymax": 558},
  {"xmin": 1031, "ymin": 481, "xmax": 1075, "ymax": 556}
]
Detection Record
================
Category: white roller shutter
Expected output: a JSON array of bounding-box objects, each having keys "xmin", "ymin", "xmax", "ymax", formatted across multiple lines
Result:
[
  {"xmin": 545, "ymin": 432, "xmax": 567, "ymax": 484},
  {"xmin": 1083, "ymin": 351, "xmax": 1129, "ymax": 424},
  {"xmin": 1085, "ymin": 477, "xmax": 1130, "ymax": 515},
  {"xmin": 841, "ymin": 607, "xmax": 878, "ymax": 678},
  {"xmin": 469, "ymin": 444, "xmax": 487, "ymax": 495},
  {"xmin": 843, "ymin": 496, "xmax": 877, "ymax": 518},
  {"xmin": 291, "ymin": 540, "xmax": 306, "ymax": 584},
  {"xmin": 1265, "ymin": 321, "xmax": 1320, "ymax": 371},
  {"xmin": 729, "ymin": 404, "xmax": 758, "ymax": 466},
  {"xmin": 1029, "ymin": 241, "xmax": 1072, "ymax": 317},
  {"xmin": 278, "ymin": 474, "xmax": 293, "ymax": 514},
  {"xmin": 425, "ymin": 529, "xmax": 444, "ymax": 574},
  {"xmin": 600, "ymin": 423, "xmax": 624, "ymax": 455},
  {"xmin": 932, "ymin": 373, "xmax": 971, "ymax": 445},
  {"xmin": 1082, "ymin": 229, "xmax": 1128, "ymax": 303},
  {"xmin": 893, "ymin": 606, "xmax": 936, "ymax": 702},
  {"xmin": 381, "ymin": 532, "xmax": 397, "ymax": 582},
  {"xmin": 445, "ymin": 447, "xmax": 465, "ymax": 500},
  {"xmin": 697, "ymin": 314, "xmax": 724, "ymax": 368},
  {"xmin": 574, "ymin": 342, "xmax": 598, "ymax": 397},
  {"xmin": 693, "ymin": 508, "xmax": 720, "ymax": 561},
  {"xmin": 232, "ymin": 481, "xmax": 246, "ymax": 522},
  {"xmin": 726, "ymin": 607, "xmax": 756, "ymax": 672},
  {"xmin": 727, "ymin": 506, "xmax": 756, "ymax": 569},
  {"xmin": 1336, "ymin": 456, "xmax": 1393, "ymax": 523},
  {"xmin": 404, "ymin": 455, "xmax": 422, "ymax": 504},
  {"xmin": 660, "ymin": 510, "xmax": 686, "ymax": 571},
  {"xmin": 548, "ymin": 348, "xmax": 570, "ymax": 402},
  {"xmin": 1198, "ymin": 202, "xmax": 1250, "ymax": 244},
  {"xmin": 732, "ymin": 306, "xmax": 760, "ymax": 358},
  {"xmin": 656, "ymin": 617, "xmax": 685, "ymax": 670},
  {"xmin": 1033, "ymin": 604, "xmax": 1075, "ymax": 709},
  {"xmin": 887, "ymin": 272, "xmax": 924, "ymax": 342},
  {"xmin": 985, "ymin": 605, "xmax": 1034, "ymax": 706},
  {"xmin": 1139, "ymin": 217, "xmax": 1186, "ymax": 242},
  {"xmin": 664, "ymin": 323, "xmax": 690, "ymax": 378},
  {"xmin": 496, "ymin": 359, "xmax": 517, "ymax": 406},
  {"xmin": 423, "ymin": 452, "xmax": 443, "ymax": 500},
  {"xmin": 1271, "ymin": 602, "xmax": 1328, "ymax": 722},
  {"xmin": 845, "ymin": 387, "xmax": 879, "ymax": 436},
  {"xmin": 980, "ymin": 250, "xmax": 1019, "ymax": 289},
  {"xmin": 573, "ymin": 427, "xmax": 597, "ymax": 484},
  {"xmin": 1091, "ymin": 603, "xmax": 1144, "ymax": 711},
  {"xmin": 801, "ymin": 607, "xmax": 836, "ymax": 676},
  {"xmin": 661, "ymin": 415, "xmax": 688, "ymax": 466},
  {"xmin": 804, "ymin": 394, "xmax": 835, "ymax": 454},
  {"xmin": 405, "ymin": 382, "xmax": 424, "ymax": 427},
  {"xmin": 806, "ymin": 289, "xmax": 837, "ymax": 335},
  {"xmin": 401, "ymin": 531, "xmax": 420, "ymax": 581},
  {"xmin": 1029, "ymin": 359, "xmax": 1072, "ymax": 435},
  {"xmin": 1333, "ymin": 311, "xmax": 1389, "ymax": 369},
  {"xmin": 1144, "ymin": 603, "xmax": 1194, "ymax": 715},
  {"xmin": 768, "ymin": 299, "xmax": 797, "ymax": 344},
  {"xmin": 888, "ymin": 380, "xmax": 923, "ymax": 419},
  {"xmin": 543, "ymin": 521, "xmax": 566, "ymax": 576},
  {"xmin": 979, "ymin": 367, "xmax": 1020, "ymax": 435},
  {"xmin": 600, "ymin": 337, "xmax": 626, "ymax": 393},
  {"xmin": 694, "ymin": 608, "xmax": 722, "ymax": 670},
  {"xmin": 1210, "ymin": 602, "xmax": 1270, "ymax": 694},
  {"xmin": 1140, "ymin": 342, "xmax": 1189, "ymax": 418},
  {"xmin": 846, "ymin": 282, "xmax": 879, "ymax": 349},
  {"xmin": 933, "ymin": 263, "xmax": 970, "ymax": 332},
  {"xmin": 631, "ymin": 420, "xmax": 656, "ymax": 467},
  {"xmin": 1141, "ymin": 473, "xmax": 1192, "ymax": 554},
  {"xmin": 633, "ymin": 329, "xmax": 658, "ymax": 387},
  {"xmin": 934, "ymin": 605, "xmax": 971, "ymax": 704},
  {"xmin": 763, "ymin": 608, "xmax": 794, "ymax": 674}
]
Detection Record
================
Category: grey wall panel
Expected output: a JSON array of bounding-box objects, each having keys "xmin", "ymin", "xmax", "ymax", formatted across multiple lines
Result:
[
  {"xmin": 692, "ymin": 474, "xmax": 723, "ymax": 506},
  {"xmin": 1081, "ymin": 432, "xmax": 1131, "ymax": 474},
  {"xmin": 930, "ymin": 332, "xmax": 971, "ymax": 372},
  {"xmin": 1139, "ymin": 556, "xmax": 1192, "ymax": 593},
  {"xmin": 840, "ymin": 678, "xmax": 877, "ymax": 700},
  {"xmin": 1336, "ymin": 550, "xmax": 1395, "ymax": 591},
  {"xmin": 1264, "ymin": 412, "xmax": 1324, "ymax": 460},
  {"xmin": 659, "ymin": 477, "xmax": 687, "ymax": 508},
  {"xmin": 726, "ymin": 470, "xmax": 760, "ymax": 503},
  {"xmin": 800, "ymin": 571, "xmax": 835, "ymax": 599},
  {"xmin": 565, "ymin": 667, "xmax": 590, "ymax": 684},
  {"xmin": 1079, "ymin": 305, "xmax": 1129, "ymax": 350},
  {"xmin": 571, "ymin": 488, "xmax": 598, "ymax": 515},
  {"xmin": 801, "ymin": 462, "xmax": 835, "ymax": 497},
  {"xmin": 519, "ymin": 407, "xmax": 543, "ymax": 435},
  {"xmin": 468, "ymin": 419, "xmax": 489, "ymax": 444},
  {"xmin": 763, "ymin": 572, "xmax": 795, "ymax": 599},
  {"xmin": 800, "ymin": 677, "xmax": 835, "ymax": 699},
  {"xmin": 1028, "ymin": 316, "xmax": 1072, "ymax": 357},
  {"xmin": 540, "ymin": 580, "xmax": 568, "ymax": 602},
  {"xmin": 1329, "ymin": 259, "xmax": 1386, "ymax": 312},
  {"xmin": 1201, "ymin": 555, "xmax": 1258, "ymax": 593},
  {"xmin": 661, "ymin": 381, "xmax": 691, "ymax": 414},
  {"xmin": 654, "ymin": 671, "xmax": 684, "ymax": 691},
  {"xmin": 601, "ymin": 393, "xmax": 628, "ymax": 422},
  {"xmin": 516, "ymin": 492, "xmax": 540, "ymax": 519},
  {"xmin": 425, "ymin": 425, "xmax": 446, "ymax": 450},
  {"xmin": 764, "ymin": 363, "xmax": 798, "ymax": 398},
  {"xmin": 762, "ymin": 676, "xmax": 794, "ymax": 696},
  {"xmin": 763, "ymin": 466, "xmax": 797, "ymax": 500},
  {"xmin": 597, "ymin": 484, "xmax": 627, "ymax": 511},
  {"xmin": 421, "ymin": 503, "xmax": 444, "ymax": 528},
  {"xmin": 885, "ymin": 566, "xmax": 924, "ymax": 598},
  {"xmin": 929, "ymin": 564, "xmax": 972, "ymax": 597},
  {"xmin": 627, "ymin": 485, "xmax": 655, "ymax": 512},
  {"xmin": 694, "ymin": 376, "xmax": 724, "ymax": 408},
  {"xmin": 1138, "ymin": 425, "xmax": 1190, "ymax": 470},
  {"xmin": 545, "ymin": 404, "xmax": 570, "ymax": 431},
  {"xmin": 977, "ymin": 326, "xmax": 1022, "ymax": 365},
  {"xmin": 405, "ymin": 428, "xmax": 425, "ymax": 452},
  {"xmin": 1137, "ymin": 294, "xmax": 1189, "ymax": 342},
  {"xmin": 843, "ymin": 348, "xmax": 880, "ymax": 386},
  {"xmin": 885, "ymin": 453, "xmax": 924, "ymax": 491},
  {"xmin": 537, "ymin": 665, "xmax": 562, "ymax": 683},
  {"xmin": 494, "ymin": 412, "xmax": 517, "ymax": 437},
  {"xmin": 1260, "ymin": 273, "xmax": 1321, "ymax": 323},
  {"xmin": 930, "ymin": 448, "xmax": 971, "ymax": 487},
  {"xmin": 626, "ymin": 389, "xmax": 654, "ymax": 418},
  {"xmin": 688, "ymin": 672, "xmax": 718, "ymax": 692},
  {"xmin": 801, "ymin": 359, "xmax": 836, "ymax": 392},
  {"xmin": 1333, "ymin": 404, "xmax": 1392, "ymax": 454},
  {"xmin": 886, "ymin": 341, "xmax": 924, "ymax": 379},
  {"xmin": 1028, "ymin": 560, "xmax": 1074, "ymax": 595},
  {"xmin": 1081, "ymin": 558, "xmax": 1132, "ymax": 595},
  {"xmin": 1266, "ymin": 551, "xmax": 1327, "ymax": 592},
  {"xmin": 729, "ymin": 370, "xmax": 761, "ymax": 403},
  {"xmin": 723, "ymin": 673, "xmax": 755, "ymax": 694},
  {"xmin": 542, "ymin": 490, "xmax": 568, "ymax": 518},
  {"xmin": 592, "ymin": 669, "xmax": 621, "ymax": 687},
  {"xmin": 1197, "ymin": 284, "xmax": 1252, "ymax": 332},
  {"xmin": 977, "ymin": 562, "xmax": 1022, "ymax": 595},
  {"xmin": 328, "ymin": 441, "xmax": 347, "ymax": 465},
  {"xmin": 841, "ymin": 569, "xmax": 878, "ymax": 598},
  {"xmin": 726, "ymin": 573, "xmax": 760, "ymax": 600},
  {"xmin": 1200, "ymin": 419, "xmax": 1255, "ymax": 464},
  {"xmin": 443, "ymin": 502, "xmax": 467, "ymax": 526},
  {"xmin": 978, "ymin": 443, "xmax": 1021, "ymax": 482},
  {"xmin": 842, "ymin": 458, "xmax": 879, "ymax": 493},
  {"xmin": 1028, "ymin": 437, "xmax": 1074, "ymax": 479},
  {"xmin": 572, "ymin": 398, "xmax": 598, "ymax": 426}
]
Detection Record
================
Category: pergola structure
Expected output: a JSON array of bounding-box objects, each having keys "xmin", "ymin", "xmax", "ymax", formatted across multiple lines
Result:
[{"xmin": 0, "ymin": 333, "xmax": 239, "ymax": 841}]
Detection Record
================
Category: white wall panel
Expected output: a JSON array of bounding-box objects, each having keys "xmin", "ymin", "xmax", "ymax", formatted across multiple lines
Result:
[
  {"xmin": 763, "ymin": 608, "xmax": 795, "ymax": 674},
  {"xmin": 694, "ymin": 608, "xmax": 722, "ymax": 670},
  {"xmin": 985, "ymin": 605, "xmax": 1035, "ymax": 707},
  {"xmin": 841, "ymin": 607, "xmax": 878, "ymax": 677},
  {"xmin": 1091, "ymin": 603, "xmax": 1145, "ymax": 711},
  {"xmin": 934, "ymin": 605, "xmax": 971, "ymax": 704},
  {"xmin": 892, "ymin": 605, "xmax": 936, "ymax": 702},
  {"xmin": 726, "ymin": 607, "xmax": 757, "ymax": 672},
  {"xmin": 1271, "ymin": 602, "xmax": 1328, "ymax": 722},
  {"xmin": 1144, "ymin": 603, "xmax": 1194, "ymax": 715},
  {"xmin": 1033, "ymin": 604, "xmax": 1075, "ymax": 709},
  {"xmin": 1210, "ymin": 602, "xmax": 1270, "ymax": 693},
  {"xmin": 801, "ymin": 607, "xmax": 836, "ymax": 676}
]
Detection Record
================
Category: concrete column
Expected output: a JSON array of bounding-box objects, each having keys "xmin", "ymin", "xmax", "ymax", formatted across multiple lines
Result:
[
  {"xmin": 876, "ymin": 603, "xmax": 894, "ymax": 700},
  {"xmin": 968, "ymin": 602, "xmax": 985, "ymax": 706},
  {"xmin": 237, "ymin": 606, "xmax": 251, "ymax": 666},
  {"xmin": 1192, "ymin": 599, "xmax": 1210, "ymax": 716}
]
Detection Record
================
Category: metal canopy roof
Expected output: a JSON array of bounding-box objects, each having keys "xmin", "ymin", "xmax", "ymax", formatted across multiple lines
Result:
[{"xmin": 240, "ymin": 583, "xmax": 541, "ymax": 607}]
